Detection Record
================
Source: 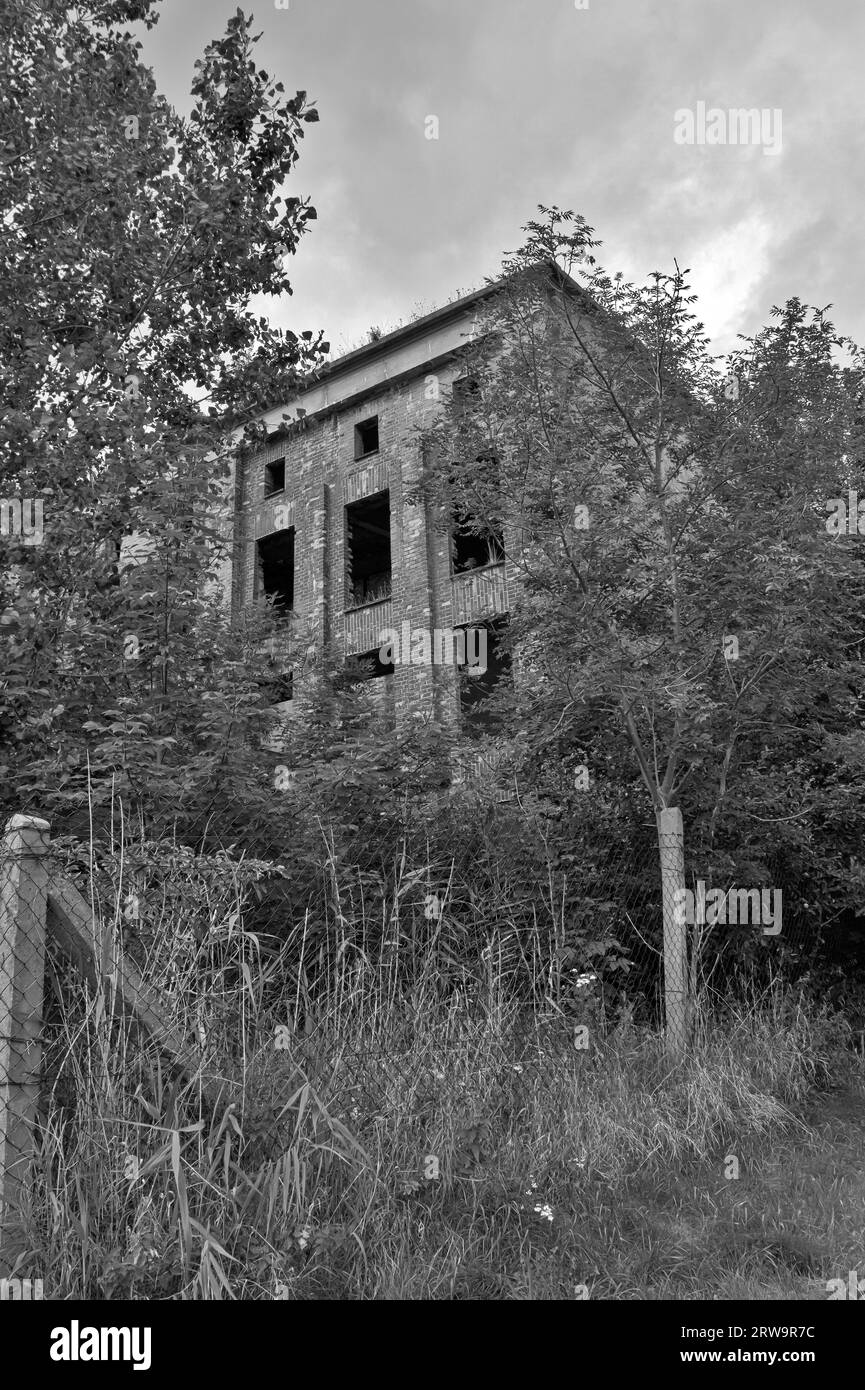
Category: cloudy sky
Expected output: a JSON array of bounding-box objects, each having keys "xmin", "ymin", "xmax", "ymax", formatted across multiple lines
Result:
[{"xmin": 139, "ymin": 0, "xmax": 865, "ymax": 363}]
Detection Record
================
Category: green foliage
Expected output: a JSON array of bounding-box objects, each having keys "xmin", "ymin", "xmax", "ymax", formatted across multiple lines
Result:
[
  {"xmin": 27, "ymin": 897, "xmax": 864, "ymax": 1298},
  {"xmin": 421, "ymin": 206, "xmax": 865, "ymax": 935},
  {"xmin": 0, "ymin": 0, "xmax": 327, "ymax": 833}
]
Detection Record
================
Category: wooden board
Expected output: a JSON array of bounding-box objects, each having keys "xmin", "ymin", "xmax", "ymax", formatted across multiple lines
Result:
[{"xmin": 46, "ymin": 871, "xmax": 215, "ymax": 1099}]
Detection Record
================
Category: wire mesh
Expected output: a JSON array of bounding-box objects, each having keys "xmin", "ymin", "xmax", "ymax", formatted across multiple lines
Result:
[
  {"xmin": 0, "ymin": 798, "xmax": 823, "ymax": 1238},
  {"xmin": 0, "ymin": 827, "xmax": 48, "ymax": 1254}
]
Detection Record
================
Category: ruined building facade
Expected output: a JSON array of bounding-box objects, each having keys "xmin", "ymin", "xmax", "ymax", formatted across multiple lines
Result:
[{"xmin": 231, "ymin": 280, "xmax": 520, "ymax": 754}]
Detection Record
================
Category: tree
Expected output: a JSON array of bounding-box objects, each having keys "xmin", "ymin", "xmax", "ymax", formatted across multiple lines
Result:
[
  {"xmin": 0, "ymin": 0, "xmax": 328, "ymax": 835},
  {"xmin": 421, "ymin": 207, "xmax": 865, "ymax": 1038}
]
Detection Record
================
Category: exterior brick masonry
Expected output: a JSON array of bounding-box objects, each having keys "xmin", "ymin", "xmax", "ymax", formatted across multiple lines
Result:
[
  {"xmin": 226, "ymin": 269, "xmax": 600, "ymax": 806},
  {"xmin": 232, "ymin": 320, "xmax": 518, "ymax": 744}
]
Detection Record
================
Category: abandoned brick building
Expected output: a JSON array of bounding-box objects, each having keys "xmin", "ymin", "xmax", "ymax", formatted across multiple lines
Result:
[{"xmin": 230, "ymin": 273, "xmax": 542, "ymax": 757}]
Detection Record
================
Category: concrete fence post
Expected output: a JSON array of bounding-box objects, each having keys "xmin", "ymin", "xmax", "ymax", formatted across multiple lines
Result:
[
  {"xmin": 0, "ymin": 814, "xmax": 50, "ymax": 1269},
  {"xmin": 657, "ymin": 805, "xmax": 688, "ymax": 1062}
]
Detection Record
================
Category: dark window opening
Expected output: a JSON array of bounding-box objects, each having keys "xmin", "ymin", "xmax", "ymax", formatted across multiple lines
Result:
[
  {"xmin": 261, "ymin": 667, "xmax": 293, "ymax": 704},
  {"xmin": 264, "ymin": 458, "xmax": 286, "ymax": 497},
  {"xmin": 459, "ymin": 618, "xmax": 511, "ymax": 738},
  {"xmin": 354, "ymin": 416, "xmax": 379, "ymax": 459},
  {"xmin": 451, "ymin": 508, "xmax": 505, "ymax": 574},
  {"xmin": 255, "ymin": 527, "xmax": 295, "ymax": 616},
  {"xmin": 346, "ymin": 647, "xmax": 394, "ymax": 682},
  {"xmin": 346, "ymin": 490, "xmax": 391, "ymax": 606},
  {"xmin": 453, "ymin": 376, "xmax": 480, "ymax": 413}
]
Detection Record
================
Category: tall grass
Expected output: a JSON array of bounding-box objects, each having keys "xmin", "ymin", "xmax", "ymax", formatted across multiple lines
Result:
[{"xmin": 12, "ymin": 841, "xmax": 861, "ymax": 1300}]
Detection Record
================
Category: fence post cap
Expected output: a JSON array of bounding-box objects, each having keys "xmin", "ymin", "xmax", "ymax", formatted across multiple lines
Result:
[{"xmin": 2, "ymin": 814, "xmax": 51, "ymax": 849}]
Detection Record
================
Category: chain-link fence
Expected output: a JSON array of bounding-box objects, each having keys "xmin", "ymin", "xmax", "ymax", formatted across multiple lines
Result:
[
  {"xmin": 0, "ymin": 795, "xmax": 822, "ymax": 1271},
  {"xmin": 0, "ymin": 816, "xmax": 49, "ymax": 1267},
  {"xmin": 0, "ymin": 813, "xmax": 212, "ymax": 1271}
]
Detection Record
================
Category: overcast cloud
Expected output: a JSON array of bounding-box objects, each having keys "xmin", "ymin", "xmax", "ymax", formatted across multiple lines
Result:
[{"xmin": 139, "ymin": 0, "xmax": 865, "ymax": 362}]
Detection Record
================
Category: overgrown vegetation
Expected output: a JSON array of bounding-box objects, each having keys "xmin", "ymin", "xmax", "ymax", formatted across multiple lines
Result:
[
  {"xmin": 19, "ymin": 843, "xmax": 863, "ymax": 1299},
  {"xmin": 3, "ymin": 1, "xmax": 865, "ymax": 1302}
]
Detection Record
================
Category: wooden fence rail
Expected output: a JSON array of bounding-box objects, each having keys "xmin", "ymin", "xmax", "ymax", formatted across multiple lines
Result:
[
  {"xmin": 0, "ymin": 814, "xmax": 211, "ymax": 1275},
  {"xmin": 0, "ymin": 806, "xmax": 692, "ymax": 1277}
]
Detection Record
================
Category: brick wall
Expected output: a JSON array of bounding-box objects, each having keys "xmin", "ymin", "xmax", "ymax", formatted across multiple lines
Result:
[
  {"xmin": 227, "ymin": 273, "xmax": 620, "ymax": 790},
  {"xmin": 234, "ymin": 360, "xmax": 479, "ymax": 730}
]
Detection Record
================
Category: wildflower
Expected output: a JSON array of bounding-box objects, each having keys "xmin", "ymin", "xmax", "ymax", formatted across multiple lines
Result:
[
  {"xmin": 533, "ymin": 1203, "xmax": 554, "ymax": 1222},
  {"xmin": 424, "ymin": 893, "xmax": 443, "ymax": 921}
]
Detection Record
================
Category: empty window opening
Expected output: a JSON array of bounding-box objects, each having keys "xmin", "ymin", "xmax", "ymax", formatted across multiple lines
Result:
[
  {"xmin": 255, "ymin": 527, "xmax": 295, "ymax": 616},
  {"xmin": 346, "ymin": 490, "xmax": 391, "ymax": 606},
  {"xmin": 264, "ymin": 458, "xmax": 286, "ymax": 497},
  {"xmin": 354, "ymin": 416, "xmax": 379, "ymax": 460},
  {"xmin": 261, "ymin": 667, "xmax": 293, "ymax": 704},
  {"xmin": 453, "ymin": 376, "xmax": 481, "ymax": 413},
  {"xmin": 451, "ymin": 509, "xmax": 505, "ymax": 574},
  {"xmin": 345, "ymin": 647, "xmax": 395, "ymax": 682},
  {"xmin": 459, "ymin": 618, "xmax": 511, "ymax": 738}
]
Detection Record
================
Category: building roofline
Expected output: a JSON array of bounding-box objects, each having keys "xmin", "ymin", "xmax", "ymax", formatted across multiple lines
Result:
[
  {"xmin": 271, "ymin": 259, "xmax": 586, "ymax": 410},
  {"xmin": 251, "ymin": 339, "xmax": 476, "ymax": 450}
]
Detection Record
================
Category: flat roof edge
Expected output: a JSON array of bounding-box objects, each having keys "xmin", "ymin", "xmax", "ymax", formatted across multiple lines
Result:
[{"xmin": 251, "ymin": 259, "xmax": 586, "ymax": 420}]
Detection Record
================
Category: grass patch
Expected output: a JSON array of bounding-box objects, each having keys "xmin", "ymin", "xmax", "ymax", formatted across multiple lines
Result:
[{"xmin": 10, "ymin": 912, "xmax": 863, "ymax": 1300}]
